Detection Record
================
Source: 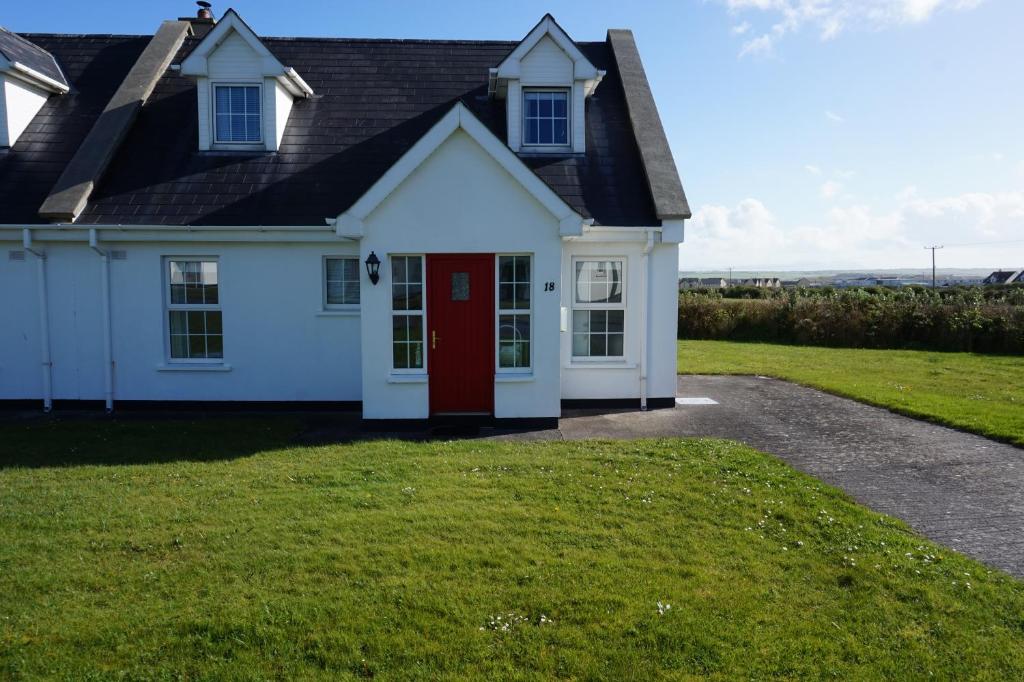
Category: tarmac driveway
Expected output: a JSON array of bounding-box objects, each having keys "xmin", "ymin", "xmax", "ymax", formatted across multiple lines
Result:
[{"xmin": 543, "ymin": 375, "xmax": 1024, "ymax": 577}]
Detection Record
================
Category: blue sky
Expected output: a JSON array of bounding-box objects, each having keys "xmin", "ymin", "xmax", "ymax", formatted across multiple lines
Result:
[{"xmin": 6, "ymin": 1, "xmax": 1022, "ymax": 270}]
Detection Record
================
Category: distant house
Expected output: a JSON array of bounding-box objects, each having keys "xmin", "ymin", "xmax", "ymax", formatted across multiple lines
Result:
[
  {"xmin": 781, "ymin": 277, "xmax": 811, "ymax": 288},
  {"xmin": 983, "ymin": 270, "xmax": 1023, "ymax": 285},
  {"xmin": 737, "ymin": 277, "xmax": 780, "ymax": 288},
  {"xmin": 679, "ymin": 277, "xmax": 727, "ymax": 290}
]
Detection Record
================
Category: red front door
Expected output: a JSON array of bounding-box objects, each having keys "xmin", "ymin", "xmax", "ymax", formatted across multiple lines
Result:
[{"xmin": 426, "ymin": 254, "xmax": 495, "ymax": 415}]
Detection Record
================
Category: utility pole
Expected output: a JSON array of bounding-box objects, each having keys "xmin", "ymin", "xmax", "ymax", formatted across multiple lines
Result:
[
  {"xmin": 728, "ymin": 267, "xmax": 733, "ymax": 285},
  {"xmin": 924, "ymin": 245, "xmax": 944, "ymax": 288}
]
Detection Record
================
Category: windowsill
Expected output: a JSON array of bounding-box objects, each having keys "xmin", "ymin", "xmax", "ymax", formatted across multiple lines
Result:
[
  {"xmin": 156, "ymin": 363, "xmax": 233, "ymax": 372},
  {"xmin": 563, "ymin": 360, "xmax": 636, "ymax": 369},
  {"xmin": 518, "ymin": 146, "xmax": 576, "ymax": 156},
  {"xmin": 200, "ymin": 148, "xmax": 269, "ymax": 156},
  {"xmin": 495, "ymin": 373, "xmax": 534, "ymax": 383},
  {"xmin": 315, "ymin": 309, "xmax": 360, "ymax": 317},
  {"xmin": 387, "ymin": 373, "xmax": 428, "ymax": 384}
]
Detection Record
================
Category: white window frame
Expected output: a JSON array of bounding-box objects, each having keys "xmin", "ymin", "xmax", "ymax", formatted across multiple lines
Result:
[
  {"xmin": 322, "ymin": 255, "xmax": 361, "ymax": 311},
  {"xmin": 522, "ymin": 88, "xmax": 571, "ymax": 149},
  {"xmin": 495, "ymin": 254, "xmax": 533, "ymax": 374},
  {"xmin": 163, "ymin": 256, "xmax": 224, "ymax": 365},
  {"xmin": 390, "ymin": 254, "xmax": 427, "ymax": 374},
  {"xmin": 570, "ymin": 257, "xmax": 627, "ymax": 361},
  {"xmin": 211, "ymin": 82, "xmax": 263, "ymax": 147}
]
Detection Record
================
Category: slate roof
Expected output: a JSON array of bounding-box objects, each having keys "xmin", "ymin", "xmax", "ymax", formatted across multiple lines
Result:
[
  {"xmin": 1, "ymin": 31, "xmax": 666, "ymax": 227},
  {"xmin": 0, "ymin": 27, "xmax": 68, "ymax": 87},
  {"xmin": 0, "ymin": 34, "xmax": 149, "ymax": 224}
]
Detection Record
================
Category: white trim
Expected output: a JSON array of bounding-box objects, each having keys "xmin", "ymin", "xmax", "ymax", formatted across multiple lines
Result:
[
  {"xmin": 315, "ymin": 310, "xmax": 360, "ymax": 318},
  {"xmin": 494, "ymin": 373, "xmax": 534, "ymax": 383},
  {"xmin": 570, "ymin": 256, "xmax": 628, "ymax": 361},
  {"xmin": 322, "ymin": 254, "xmax": 361, "ymax": 312},
  {"xmin": 162, "ymin": 256, "xmax": 225, "ymax": 365},
  {"xmin": 495, "ymin": 253, "xmax": 533, "ymax": 374},
  {"xmin": 521, "ymin": 88, "xmax": 571, "ymax": 150},
  {"xmin": 387, "ymin": 373, "xmax": 428, "ymax": 384},
  {"xmin": 0, "ymin": 55, "xmax": 69, "ymax": 94},
  {"xmin": 210, "ymin": 82, "xmax": 264, "ymax": 146},
  {"xmin": 156, "ymin": 363, "xmax": 233, "ymax": 372},
  {"xmin": 179, "ymin": 9, "xmax": 313, "ymax": 97},
  {"xmin": 495, "ymin": 15, "xmax": 599, "ymax": 82},
  {"xmin": 335, "ymin": 102, "xmax": 583, "ymax": 237},
  {"xmin": 389, "ymin": 254, "xmax": 426, "ymax": 374}
]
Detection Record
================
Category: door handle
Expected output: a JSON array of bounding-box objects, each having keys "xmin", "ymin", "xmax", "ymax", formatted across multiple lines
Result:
[{"xmin": 432, "ymin": 330, "xmax": 440, "ymax": 349}]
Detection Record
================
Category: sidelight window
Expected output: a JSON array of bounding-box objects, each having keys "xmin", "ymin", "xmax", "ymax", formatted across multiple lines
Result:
[
  {"xmin": 497, "ymin": 255, "xmax": 531, "ymax": 370},
  {"xmin": 391, "ymin": 255, "xmax": 424, "ymax": 370}
]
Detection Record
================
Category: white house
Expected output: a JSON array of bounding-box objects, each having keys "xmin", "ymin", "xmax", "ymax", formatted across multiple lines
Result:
[{"xmin": 0, "ymin": 7, "xmax": 690, "ymax": 426}]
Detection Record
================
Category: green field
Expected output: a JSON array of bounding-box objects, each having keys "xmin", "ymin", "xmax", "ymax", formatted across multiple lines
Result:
[
  {"xmin": 678, "ymin": 340, "xmax": 1024, "ymax": 447},
  {"xmin": 3, "ymin": 421, "xmax": 1024, "ymax": 678}
]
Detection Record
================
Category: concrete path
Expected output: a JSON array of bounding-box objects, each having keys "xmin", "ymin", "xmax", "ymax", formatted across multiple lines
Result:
[{"xmin": 508, "ymin": 375, "xmax": 1024, "ymax": 577}]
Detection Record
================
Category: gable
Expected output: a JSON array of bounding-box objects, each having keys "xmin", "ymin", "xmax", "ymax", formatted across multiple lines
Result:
[
  {"xmin": 367, "ymin": 128, "xmax": 559, "ymax": 242},
  {"xmin": 207, "ymin": 32, "xmax": 262, "ymax": 79},
  {"xmin": 520, "ymin": 35, "xmax": 573, "ymax": 85}
]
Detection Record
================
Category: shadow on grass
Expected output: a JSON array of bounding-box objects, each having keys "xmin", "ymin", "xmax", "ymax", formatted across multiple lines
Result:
[{"xmin": 0, "ymin": 414, "xmax": 304, "ymax": 469}]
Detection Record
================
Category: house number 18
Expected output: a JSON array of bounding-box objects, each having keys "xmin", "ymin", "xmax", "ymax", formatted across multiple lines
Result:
[{"xmin": 544, "ymin": 281, "xmax": 556, "ymax": 292}]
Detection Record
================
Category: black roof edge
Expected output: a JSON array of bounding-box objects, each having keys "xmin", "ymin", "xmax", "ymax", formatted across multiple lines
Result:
[{"xmin": 606, "ymin": 28, "xmax": 690, "ymax": 221}]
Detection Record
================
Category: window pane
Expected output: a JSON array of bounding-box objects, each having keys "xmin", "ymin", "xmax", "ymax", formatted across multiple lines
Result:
[
  {"xmin": 499, "ymin": 256, "xmax": 515, "ymax": 282},
  {"xmin": 206, "ymin": 311, "xmax": 223, "ymax": 335},
  {"xmin": 539, "ymin": 119, "xmax": 553, "ymax": 144},
  {"xmin": 451, "ymin": 272, "xmax": 470, "ymax": 301},
  {"xmin": 342, "ymin": 281, "xmax": 360, "ymax": 305},
  {"xmin": 343, "ymin": 258, "xmax": 360, "ymax": 281},
  {"xmin": 607, "ymin": 310, "xmax": 624, "ymax": 333},
  {"xmin": 499, "ymin": 314, "xmax": 515, "ymax": 341},
  {"xmin": 407, "ymin": 284, "xmax": 422, "ymax": 311},
  {"xmin": 498, "ymin": 343, "xmax": 517, "ymax": 368},
  {"xmin": 514, "ymin": 283, "xmax": 530, "ymax": 309},
  {"xmin": 554, "ymin": 118, "xmax": 568, "ymax": 145},
  {"xmin": 327, "ymin": 280, "xmax": 345, "ymax": 304},
  {"xmin": 407, "ymin": 315, "xmax": 423, "ymax": 342},
  {"xmin": 170, "ymin": 334, "xmax": 188, "ymax": 359},
  {"xmin": 393, "ymin": 343, "xmax": 408, "ymax": 369},
  {"xmin": 514, "ymin": 256, "xmax": 530, "ymax": 282},
  {"xmin": 410, "ymin": 342, "xmax": 423, "ymax": 369},
  {"xmin": 499, "ymin": 283, "xmax": 515, "ymax": 310},
  {"xmin": 169, "ymin": 311, "xmax": 187, "ymax": 335},
  {"xmin": 392, "ymin": 255, "xmax": 407, "ymax": 284},
  {"xmin": 572, "ymin": 334, "xmax": 589, "ymax": 356},
  {"xmin": 526, "ymin": 94, "xmax": 539, "ymax": 116},
  {"xmin": 572, "ymin": 310, "xmax": 589, "ymax": 333},
  {"xmin": 170, "ymin": 283, "xmax": 186, "ymax": 305},
  {"xmin": 393, "ymin": 315, "xmax": 408, "ymax": 342},
  {"xmin": 589, "ymin": 334, "xmax": 607, "ymax": 357},
  {"xmin": 539, "ymin": 95, "xmax": 552, "ymax": 117},
  {"xmin": 575, "ymin": 260, "xmax": 624, "ymax": 304},
  {"xmin": 607, "ymin": 334, "xmax": 624, "ymax": 357},
  {"xmin": 392, "ymin": 284, "xmax": 408, "ymax": 310},
  {"xmin": 406, "ymin": 256, "xmax": 422, "ymax": 283},
  {"xmin": 553, "ymin": 94, "xmax": 567, "ymax": 118},
  {"xmin": 207, "ymin": 335, "xmax": 224, "ymax": 359},
  {"xmin": 189, "ymin": 335, "xmax": 207, "ymax": 359},
  {"xmin": 525, "ymin": 119, "xmax": 538, "ymax": 145},
  {"xmin": 187, "ymin": 310, "xmax": 206, "ymax": 334}
]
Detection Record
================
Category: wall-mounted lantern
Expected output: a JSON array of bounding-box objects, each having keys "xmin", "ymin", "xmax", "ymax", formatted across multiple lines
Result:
[{"xmin": 365, "ymin": 251, "xmax": 381, "ymax": 285}]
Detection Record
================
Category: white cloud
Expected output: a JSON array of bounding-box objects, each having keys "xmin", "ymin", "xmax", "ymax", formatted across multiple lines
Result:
[
  {"xmin": 681, "ymin": 188, "xmax": 1024, "ymax": 269},
  {"xmin": 805, "ymin": 164, "xmax": 822, "ymax": 175},
  {"xmin": 820, "ymin": 180, "xmax": 843, "ymax": 199},
  {"xmin": 825, "ymin": 110, "xmax": 845, "ymax": 124},
  {"xmin": 732, "ymin": 21, "xmax": 752, "ymax": 34},
  {"xmin": 722, "ymin": 0, "xmax": 986, "ymax": 56}
]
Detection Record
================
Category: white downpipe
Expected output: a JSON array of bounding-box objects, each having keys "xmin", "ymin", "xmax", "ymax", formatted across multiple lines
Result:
[
  {"xmin": 639, "ymin": 229, "xmax": 656, "ymax": 411},
  {"xmin": 88, "ymin": 229, "xmax": 114, "ymax": 413},
  {"xmin": 22, "ymin": 229, "xmax": 52, "ymax": 412}
]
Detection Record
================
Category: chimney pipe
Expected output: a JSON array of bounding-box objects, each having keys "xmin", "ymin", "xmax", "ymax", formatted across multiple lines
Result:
[{"xmin": 196, "ymin": 2, "xmax": 214, "ymax": 20}]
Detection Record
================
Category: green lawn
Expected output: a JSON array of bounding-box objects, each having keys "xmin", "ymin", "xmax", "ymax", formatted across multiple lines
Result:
[
  {"xmin": 679, "ymin": 340, "xmax": 1024, "ymax": 447},
  {"xmin": 3, "ymin": 420, "xmax": 1024, "ymax": 678}
]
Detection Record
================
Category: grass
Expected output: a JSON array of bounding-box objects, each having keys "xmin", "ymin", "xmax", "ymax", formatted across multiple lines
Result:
[
  {"xmin": 3, "ymin": 419, "xmax": 1024, "ymax": 678},
  {"xmin": 678, "ymin": 340, "xmax": 1024, "ymax": 447}
]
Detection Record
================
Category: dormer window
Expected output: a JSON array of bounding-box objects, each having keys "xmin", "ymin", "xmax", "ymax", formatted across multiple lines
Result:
[
  {"xmin": 178, "ymin": 9, "xmax": 313, "ymax": 152},
  {"xmin": 213, "ymin": 84, "xmax": 262, "ymax": 144},
  {"xmin": 490, "ymin": 15, "xmax": 604, "ymax": 155},
  {"xmin": 523, "ymin": 90, "xmax": 569, "ymax": 146}
]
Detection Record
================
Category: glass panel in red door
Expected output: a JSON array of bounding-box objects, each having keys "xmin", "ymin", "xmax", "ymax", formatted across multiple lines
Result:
[{"xmin": 426, "ymin": 254, "xmax": 495, "ymax": 415}]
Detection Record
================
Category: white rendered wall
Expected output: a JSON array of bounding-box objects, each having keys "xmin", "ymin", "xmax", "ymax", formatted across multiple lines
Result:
[
  {"xmin": 560, "ymin": 236, "xmax": 678, "ymax": 401},
  {"xmin": 519, "ymin": 36, "xmax": 573, "ymax": 86},
  {"xmin": 359, "ymin": 128, "xmax": 563, "ymax": 420},
  {"xmin": 0, "ymin": 239, "xmax": 362, "ymax": 403},
  {"xmin": 0, "ymin": 75, "xmax": 49, "ymax": 148}
]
